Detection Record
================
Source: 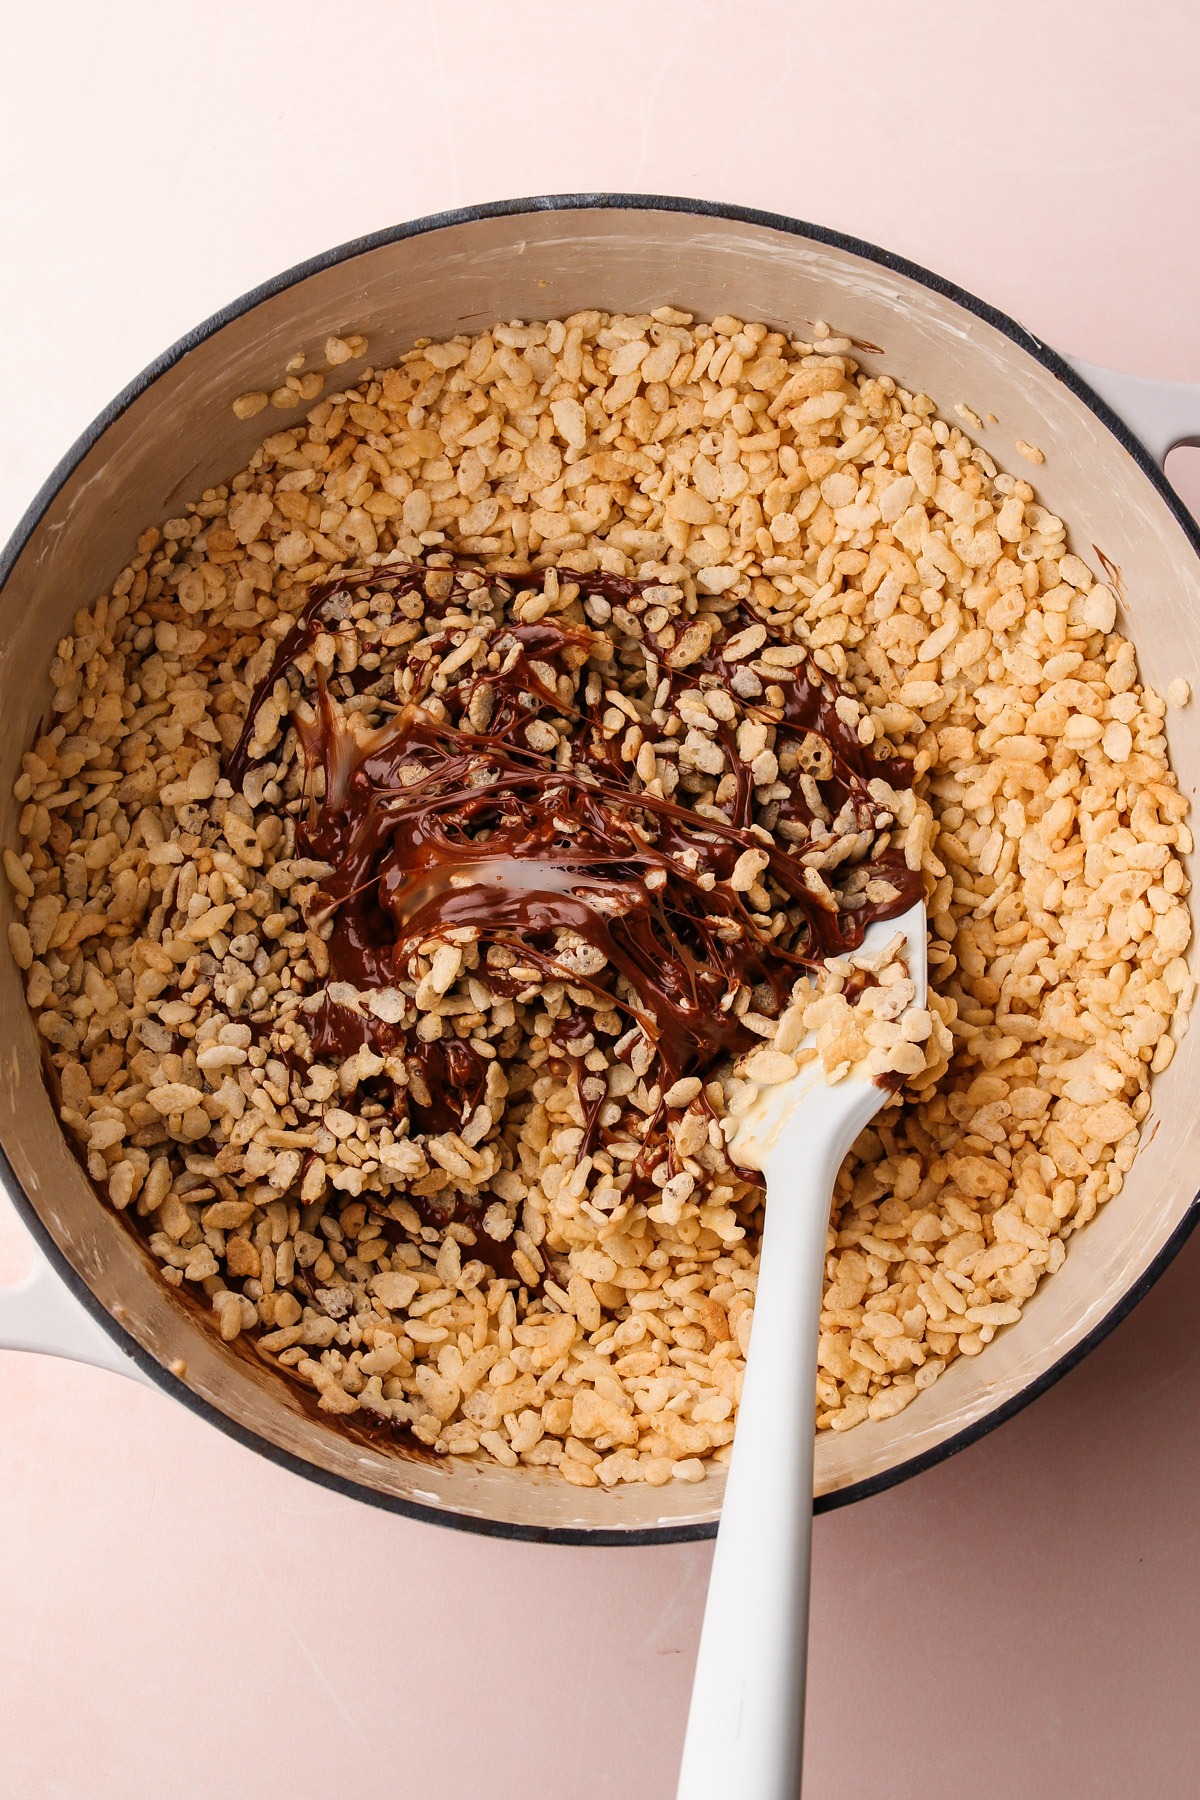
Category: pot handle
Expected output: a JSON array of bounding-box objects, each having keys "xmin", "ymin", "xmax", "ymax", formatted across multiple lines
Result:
[
  {"xmin": 1066, "ymin": 357, "xmax": 1200, "ymax": 465},
  {"xmin": 0, "ymin": 1249, "xmax": 151, "ymax": 1385}
]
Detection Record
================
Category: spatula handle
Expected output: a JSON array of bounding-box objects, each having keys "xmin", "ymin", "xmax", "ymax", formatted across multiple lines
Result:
[{"xmin": 675, "ymin": 1126, "xmax": 844, "ymax": 1800}]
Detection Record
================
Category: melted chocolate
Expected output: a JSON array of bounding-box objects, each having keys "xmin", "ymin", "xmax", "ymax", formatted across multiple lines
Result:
[{"xmin": 227, "ymin": 558, "xmax": 920, "ymax": 1196}]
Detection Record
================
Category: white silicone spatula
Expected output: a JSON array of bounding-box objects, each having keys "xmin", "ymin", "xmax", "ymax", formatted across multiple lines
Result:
[{"xmin": 676, "ymin": 900, "xmax": 928, "ymax": 1800}]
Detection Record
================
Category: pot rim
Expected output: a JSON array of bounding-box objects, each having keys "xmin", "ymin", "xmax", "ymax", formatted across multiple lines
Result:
[{"xmin": 2, "ymin": 190, "xmax": 1198, "ymax": 1546}]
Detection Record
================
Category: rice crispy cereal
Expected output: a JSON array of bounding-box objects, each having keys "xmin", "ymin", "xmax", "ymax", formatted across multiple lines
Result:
[{"xmin": 6, "ymin": 307, "xmax": 1193, "ymax": 1484}]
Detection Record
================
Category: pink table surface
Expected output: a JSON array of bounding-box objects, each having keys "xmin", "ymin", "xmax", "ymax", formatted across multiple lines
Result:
[{"xmin": 3, "ymin": 3, "xmax": 1200, "ymax": 1796}]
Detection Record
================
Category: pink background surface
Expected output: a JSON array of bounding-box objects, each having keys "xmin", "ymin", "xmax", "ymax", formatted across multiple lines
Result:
[{"xmin": 3, "ymin": 4, "xmax": 1200, "ymax": 1795}]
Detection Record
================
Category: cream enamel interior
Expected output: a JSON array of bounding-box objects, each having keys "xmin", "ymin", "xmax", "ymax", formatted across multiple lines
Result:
[{"xmin": 2, "ymin": 204, "xmax": 1197, "ymax": 1535}]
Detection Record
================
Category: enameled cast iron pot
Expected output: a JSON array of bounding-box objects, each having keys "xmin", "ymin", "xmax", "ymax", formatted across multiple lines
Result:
[{"xmin": 2, "ymin": 195, "xmax": 1198, "ymax": 1545}]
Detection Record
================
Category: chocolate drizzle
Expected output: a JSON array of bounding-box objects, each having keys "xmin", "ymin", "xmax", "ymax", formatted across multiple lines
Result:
[{"xmin": 228, "ymin": 559, "xmax": 920, "ymax": 1171}]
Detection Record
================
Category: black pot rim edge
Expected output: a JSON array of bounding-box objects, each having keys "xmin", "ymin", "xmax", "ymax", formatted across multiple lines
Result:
[{"xmin": 2, "ymin": 189, "xmax": 1199, "ymax": 1548}]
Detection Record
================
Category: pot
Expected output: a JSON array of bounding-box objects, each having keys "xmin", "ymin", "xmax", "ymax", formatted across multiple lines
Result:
[{"xmin": 1, "ymin": 195, "xmax": 1198, "ymax": 1544}]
